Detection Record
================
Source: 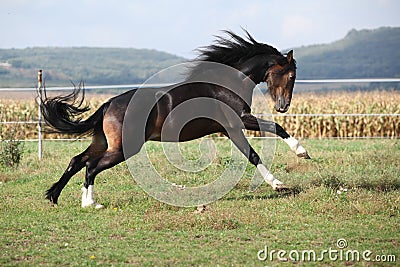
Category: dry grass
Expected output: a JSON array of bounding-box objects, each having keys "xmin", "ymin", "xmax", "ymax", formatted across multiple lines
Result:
[
  {"xmin": 0, "ymin": 90, "xmax": 399, "ymax": 139},
  {"xmin": 250, "ymin": 90, "xmax": 400, "ymax": 138}
]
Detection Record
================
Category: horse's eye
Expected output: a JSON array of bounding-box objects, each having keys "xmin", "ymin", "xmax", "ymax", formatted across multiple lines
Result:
[{"xmin": 289, "ymin": 74, "xmax": 296, "ymax": 80}]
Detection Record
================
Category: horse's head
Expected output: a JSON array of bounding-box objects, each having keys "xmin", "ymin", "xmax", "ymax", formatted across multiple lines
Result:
[
  {"xmin": 235, "ymin": 49, "xmax": 297, "ymax": 113},
  {"xmin": 193, "ymin": 30, "xmax": 297, "ymax": 113},
  {"xmin": 265, "ymin": 50, "xmax": 296, "ymax": 113}
]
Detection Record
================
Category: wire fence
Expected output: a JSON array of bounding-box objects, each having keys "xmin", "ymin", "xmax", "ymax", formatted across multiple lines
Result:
[{"xmin": 1, "ymin": 78, "xmax": 399, "ymax": 143}]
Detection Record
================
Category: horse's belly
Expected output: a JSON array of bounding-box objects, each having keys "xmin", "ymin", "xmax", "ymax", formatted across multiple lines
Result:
[{"xmin": 149, "ymin": 118, "xmax": 223, "ymax": 142}]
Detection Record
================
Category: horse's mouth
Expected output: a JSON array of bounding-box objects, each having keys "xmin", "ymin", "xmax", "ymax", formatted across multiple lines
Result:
[{"xmin": 275, "ymin": 106, "xmax": 289, "ymax": 113}]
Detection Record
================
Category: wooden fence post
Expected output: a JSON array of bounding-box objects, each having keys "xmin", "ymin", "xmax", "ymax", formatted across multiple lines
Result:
[{"xmin": 37, "ymin": 70, "xmax": 43, "ymax": 160}]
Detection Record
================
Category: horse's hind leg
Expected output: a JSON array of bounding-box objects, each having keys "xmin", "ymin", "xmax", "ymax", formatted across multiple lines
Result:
[
  {"xmin": 45, "ymin": 134, "xmax": 107, "ymax": 205},
  {"xmin": 81, "ymin": 150, "xmax": 126, "ymax": 208},
  {"xmin": 46, "ymin": 151, "xmax": 87, "ymax": 204},
  {"xmin": 81, "ymin": 137, "xmax": 145, "ymax": 208}
]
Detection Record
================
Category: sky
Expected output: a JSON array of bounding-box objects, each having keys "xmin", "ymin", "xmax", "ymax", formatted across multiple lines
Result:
[{"xmin": 1, "ymin": 0, "xmax": 399, "ymax": 58}]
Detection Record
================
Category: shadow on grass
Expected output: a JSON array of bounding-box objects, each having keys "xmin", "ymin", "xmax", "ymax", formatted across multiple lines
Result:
[
  {"xmin": 225, "ymin": 186, "xmax": 303, "ymax": 201},
  {"xmin": 312, "ymin": 175, "xmax": 400, "ymax": 192},
  {"xmin": 227, "ymin": 175, "xmax": 400, "ymax": 203},
  {"xmin": 355, "ymin": 179, "xmax": 400, "ymax": 192}
]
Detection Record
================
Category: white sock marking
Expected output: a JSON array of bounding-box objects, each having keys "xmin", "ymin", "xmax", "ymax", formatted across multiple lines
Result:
[
  {"xmin": 257, "ymin": 164, "xmax": 274, "ymax": 183},
  {"xmin": 81, "ymin": 185, "xmax": 104, "ymax": 209},
  {"xmin": 257, "ymin": 164, "xmax": 284, "ymax": 189},
  {"xmin": 284, "ymin": 136, "xmax": 307, "ymax": 155}
]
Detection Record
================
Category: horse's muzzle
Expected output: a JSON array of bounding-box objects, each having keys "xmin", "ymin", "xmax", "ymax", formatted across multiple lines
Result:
[
  {"xmin": 275, "ymin": 106, "xmax": 289, "ymax": 113},
  {"xmin": 275, "ymin": 97, "xmax": 290, "ymax": 113}
]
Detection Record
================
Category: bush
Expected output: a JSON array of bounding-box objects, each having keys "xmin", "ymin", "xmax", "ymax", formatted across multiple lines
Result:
[{"xmin": 0, "ymin": 127, "xmax": 24, "ymax": 168}]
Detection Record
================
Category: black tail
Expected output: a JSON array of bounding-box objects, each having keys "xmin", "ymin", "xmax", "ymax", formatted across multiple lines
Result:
[{"xmin": 38, "ymin": 82, "xmax": 109, "ymax": 136}]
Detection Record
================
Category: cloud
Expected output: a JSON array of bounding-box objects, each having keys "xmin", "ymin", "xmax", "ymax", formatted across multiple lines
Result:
[{"xmin": 1, "ymin": 0, "xmax": 399, "ymax": 56}]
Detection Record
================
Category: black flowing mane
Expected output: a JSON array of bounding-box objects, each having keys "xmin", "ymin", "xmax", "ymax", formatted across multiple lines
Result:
[
  {"xmin": 187, "ymin": 30, "xmax": 294, "ymax": 83},
  {"xmin": 195, "ymin": 30, "xmax": 287, "ymax": 67}
]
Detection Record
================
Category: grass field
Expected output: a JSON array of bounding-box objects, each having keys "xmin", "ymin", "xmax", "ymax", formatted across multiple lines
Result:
[{"xmin": 0, "ymin": 138, "xmax": 399, "ymax": 266}]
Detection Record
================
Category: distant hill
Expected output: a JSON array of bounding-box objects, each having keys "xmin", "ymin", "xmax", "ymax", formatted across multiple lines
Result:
[
  {"xmin": 0, "ymin": 47, "xmax": 185, "ymax": 87},
  {"xmin": 292, "ymin": 27, "xmax": 400, "ymax": 79},
  {"xmin": 0, "ymin": 27, "xmax": 399, "ymax": 87}
]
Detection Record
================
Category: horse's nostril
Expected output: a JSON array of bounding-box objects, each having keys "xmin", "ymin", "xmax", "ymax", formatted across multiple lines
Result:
[
  {"xmin": 277, "ymin": 96, "xmax": 283, "ymax": 108},
  {"xmin": 277, "ymin": 96, "xmax": 288, "ymax": 110}
]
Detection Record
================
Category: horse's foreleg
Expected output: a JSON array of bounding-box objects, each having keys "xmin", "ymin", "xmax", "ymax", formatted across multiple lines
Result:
[
  {"xmin": 241, "ymin": 114, "xmax": 310, "ymax": 159},
  {"xmin": 225, "ymin": 130, "xmax": 288, "ymax": 191},
  {"xmin": 273, "ymin": 122, "xmax": 310, "ymax": 159},
  {"xmin": 282, "ymin": 135, "xmax": 310, "ymax": 159},
  {"xmin": 82, "ymin": 150, "xmax": 125, "ymax": 208}
]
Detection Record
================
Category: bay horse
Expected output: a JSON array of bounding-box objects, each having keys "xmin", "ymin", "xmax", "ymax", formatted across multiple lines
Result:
[{"xmin": 40, "ymin": 31, "xmax": 310, "ymax": 208}]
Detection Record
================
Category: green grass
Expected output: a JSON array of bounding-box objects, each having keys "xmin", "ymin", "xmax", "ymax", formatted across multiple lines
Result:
[{"xmin": 0, "ymin": 139, "xmax": 399, "ymax": 266}]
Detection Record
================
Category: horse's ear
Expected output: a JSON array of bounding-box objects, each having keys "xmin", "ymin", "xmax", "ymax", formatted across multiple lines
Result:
[{"xmin": 287, "ymin": 50, "xmax": 293, "ymax": 63}]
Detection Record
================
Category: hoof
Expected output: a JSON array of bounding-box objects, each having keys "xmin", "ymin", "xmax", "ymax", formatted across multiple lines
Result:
[
  {"xmin": 194, "ymin": 205, "xmax": 206, "ymax": 214},
  {"xmin": 94, "ymin": 203, "xmax": 105, "ymax": 209},
  {"xmin": 45, "ymin": 194, "xmax": 58, "ymax": 205},
  {"xmin": 82, "ymin": 202, "xmax": 104, "ymax": 209},
  {"xmin": 273, "ymin": 183, "xmax": 291, "ymax": 192},
  {"xmin": 297, "ymin": 152, "xmax": 311, "ymax": 159},
  {"xmin": 48, "ymin": 201, "xmax": 58, "ymax": 208}
]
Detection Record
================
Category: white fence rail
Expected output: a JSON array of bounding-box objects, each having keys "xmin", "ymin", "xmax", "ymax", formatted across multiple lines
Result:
[
  {"xmin": 0, "ymin": 78, "xmax": 399, "ymax": 92},
  {"xmin": 1, "ymin": 78, "xmax": 399, "ymax": 145}
]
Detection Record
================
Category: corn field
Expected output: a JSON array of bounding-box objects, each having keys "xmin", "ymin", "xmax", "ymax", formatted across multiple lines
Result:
[
  {"xmin": 249, "ymin": 90, "xmax": 400, "ymax": 138},
  {"xmin": 0, "ymin": 90, "xmax": 399, "ymax": 140}
]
